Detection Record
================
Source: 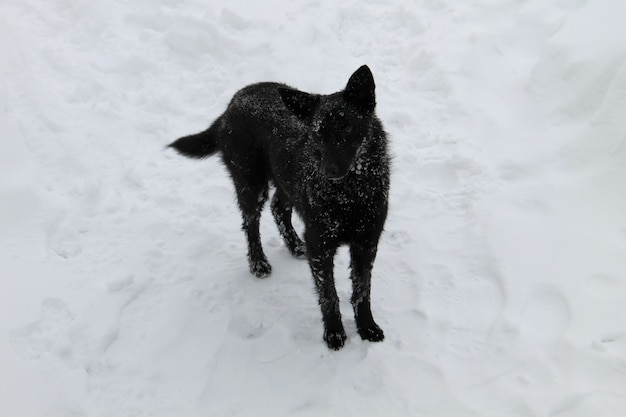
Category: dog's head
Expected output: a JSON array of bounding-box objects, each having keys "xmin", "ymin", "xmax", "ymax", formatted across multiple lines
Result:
[{"xmin": 279, "ymin": 65, "xmax": 376, "ymax": 180}]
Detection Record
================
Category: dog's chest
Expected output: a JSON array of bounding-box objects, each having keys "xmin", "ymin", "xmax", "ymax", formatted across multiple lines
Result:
[{"xmin": 305, "ymin": 169, "xmax": 386, "ymax": 220}]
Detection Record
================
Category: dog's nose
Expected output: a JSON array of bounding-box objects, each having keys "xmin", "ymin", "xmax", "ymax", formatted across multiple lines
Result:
[{"xmin": 324, "ymin": 162, "xmax": 341, "ymax": 179}]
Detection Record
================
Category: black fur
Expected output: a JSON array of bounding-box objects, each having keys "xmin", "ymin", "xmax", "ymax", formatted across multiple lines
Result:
[{"xmin": 169, "ymin": 65, "xmax": 390, "ymax": 350}]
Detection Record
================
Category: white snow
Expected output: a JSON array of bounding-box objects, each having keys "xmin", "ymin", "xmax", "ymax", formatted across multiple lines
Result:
[{"xmin": 1, "ymin": 0, "xmax": 626, "ymax": 415}]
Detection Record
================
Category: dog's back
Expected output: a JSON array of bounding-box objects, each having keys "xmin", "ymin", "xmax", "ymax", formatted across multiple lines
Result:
[
  {"xmin": 169, "ymin": 82, "xmax": 296, "ymax": 158},
  {"xmin": 169, "ymin": 66, "xmax": 390, "ymax": 350}
]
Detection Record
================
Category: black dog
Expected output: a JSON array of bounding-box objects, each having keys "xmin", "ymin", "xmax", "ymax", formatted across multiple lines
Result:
[{"xmin": 169, "ymin": 65, "xmax": 390, "ymax": 350}]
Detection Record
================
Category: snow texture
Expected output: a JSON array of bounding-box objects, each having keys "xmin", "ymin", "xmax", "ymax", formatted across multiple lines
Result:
[{"xmin": 1, "ymin": 0, "xmax": 626, "ymax": 416}]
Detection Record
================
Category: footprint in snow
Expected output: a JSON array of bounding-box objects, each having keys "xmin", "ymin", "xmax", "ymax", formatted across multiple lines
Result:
[
  {"xmin": 11, "ymin": 298, "xmax": 81, "ymax": 366},
  {"xmin": 449, "ymin": 275, "xmax": 504, "ymax": 332}
]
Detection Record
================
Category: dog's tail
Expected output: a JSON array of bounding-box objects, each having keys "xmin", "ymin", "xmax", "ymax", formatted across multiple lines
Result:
[{"xmin": 168, "ymin": 118, "xmax": 220, "ymax": 159}]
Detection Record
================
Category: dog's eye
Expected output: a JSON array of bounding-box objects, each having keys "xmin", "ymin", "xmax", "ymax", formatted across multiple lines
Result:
[{"xmin": 343, "ymin": 125, "xmax": 353, "ymax": 134}]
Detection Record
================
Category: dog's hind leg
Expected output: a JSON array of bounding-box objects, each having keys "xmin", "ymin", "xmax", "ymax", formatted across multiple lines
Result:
[
  {"xmin": 240, "ymin": 186, "xmax": 271, "ymax": 278},
  {"xmin": 270, "ymin": 189, "xmax": 306, "ymax": 259},
  {"xmin": 350, "ymin": 243, "xmax": 384, "ymax": 342},
  {"xmin": 230, "ymin": 171, "xmax": 272, "ymax": 278}
]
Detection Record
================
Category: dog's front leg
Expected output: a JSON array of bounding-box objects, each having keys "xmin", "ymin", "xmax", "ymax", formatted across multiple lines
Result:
[
  {"xmin": 308, "ymin": 248, "xmax": 346, "ymax": 350},
  {"xmin": 350, "ymin": 243, "xmax": 384, "ymax": 342}
]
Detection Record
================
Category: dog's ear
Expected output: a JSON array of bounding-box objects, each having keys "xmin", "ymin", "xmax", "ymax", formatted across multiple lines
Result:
[
  {"xmin": 344, "ymin": 65, "xmax": 376, "ymax": 113},
  {"xmin": 278, "ymin": 88, "xmax": 320, "ymax": 119}
]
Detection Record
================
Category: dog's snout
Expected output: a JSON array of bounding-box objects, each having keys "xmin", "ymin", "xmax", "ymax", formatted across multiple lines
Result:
[
  {"xmin": 323, "ymin": 162, "xmax": 345, "ymax": 180},
  {"xmin": 325, "ymin": 163, "xmax": 339, "ymax": 177}
]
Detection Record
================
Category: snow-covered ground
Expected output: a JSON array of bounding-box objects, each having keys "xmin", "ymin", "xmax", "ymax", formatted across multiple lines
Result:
[{"xmin": 2, "ymin": 0, "xmax": 625, "ymax": 415}]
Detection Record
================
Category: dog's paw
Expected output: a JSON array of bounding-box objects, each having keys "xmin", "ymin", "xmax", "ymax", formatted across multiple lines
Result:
[
  {"xmin": 250, "ymin": 259, "xmax": 272, "ymax": 278},
  {"xmin": 358, "ymin": 323, "xmax": 385, "ymax": 342},
  {"xmin": 324, "ymin": 329, "xmax": 347, "ymax": 350}
]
